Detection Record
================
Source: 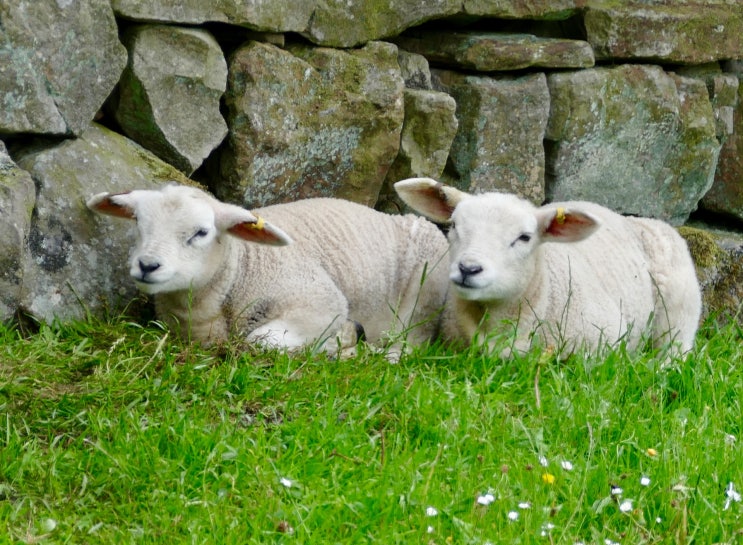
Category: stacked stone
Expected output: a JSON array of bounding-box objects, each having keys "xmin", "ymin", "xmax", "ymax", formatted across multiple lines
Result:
[{"xmin": 0, "ymin": 0, "xmax": 741, "ymax": 324}]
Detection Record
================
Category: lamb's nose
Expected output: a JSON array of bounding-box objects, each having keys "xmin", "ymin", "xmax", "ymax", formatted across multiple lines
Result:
[
  {"xmin": 138, "ymin": 259, "xmax": 161, "ymax": 274},
  {"xmin": 458, "ymin": 263, "xmax": 483, "ymax": 279}
]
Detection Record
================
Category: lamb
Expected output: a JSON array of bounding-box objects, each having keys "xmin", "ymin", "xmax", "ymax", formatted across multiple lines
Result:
[
  {"xmin": 87, "ymin": 184, "xmax": 450, "ymax": 358},
  {"xmin": 394, "ymin": 177, "xmax": 701, "ymax": 357}
]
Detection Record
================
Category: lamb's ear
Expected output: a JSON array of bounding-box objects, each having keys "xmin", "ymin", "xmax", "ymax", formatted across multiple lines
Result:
[
  {"xmin": 86, "ymin": 192, "xmax": 136, "ymax": 219},
  {"xmin": 537, "ymin": 206, "xmax": 600, "ymax": 242},
  {"xmin": 393, "ymin": 177, "xmax": 467, "ymax": 223},
  {"xmin": 214, "ymin": 203, "xmax": 292, "ymax": 246},
  {"xmin": 227, "ymin": 217, "xmax": 293, "ymax": 246}
]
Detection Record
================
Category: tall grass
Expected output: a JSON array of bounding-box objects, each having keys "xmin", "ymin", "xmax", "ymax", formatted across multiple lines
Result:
[{"xmin": 1, "ymin": 317, "xmax": 741, "ymax": 544}]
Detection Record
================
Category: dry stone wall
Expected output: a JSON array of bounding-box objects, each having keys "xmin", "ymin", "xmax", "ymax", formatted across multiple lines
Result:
[{"xmin": 0, "ymin": 0, "xmax": 741, "ymax": 324}]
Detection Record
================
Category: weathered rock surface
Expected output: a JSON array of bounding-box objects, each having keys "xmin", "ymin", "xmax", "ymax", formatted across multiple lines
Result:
[
  {"xmin": 585, "ymin": 4, "xmax": 743, "ymax": 64},
  {"xmin": 11, "ymin": 124, "xmax": 191, "ymax": 323},
  {"xmin": 0, "ymin": 0, "xmax": 126, "ymax": 135},
  {"xmin": 306, "ymin": 0, "xmax": 460, "ymax": 48},
  {"xmin": 0, "ymin": 144, "xmax": 35, "ymax": 321},
  {"xmin": 398, "ymin": 51, "xmax": 434, "ymax": 90},
  {"xmin": 546, "ymin": 65, "xmax": 721, "ymax": 225},
  {"xmin": 703, "ymin": 63, "xmax": 743, "ymax": 222},
  {"xmin": 463, "ymin": 0, "xmax": 579, "ymax": 18},
  {"xmin": 111, "ymin": 0, "xmax": 314, "ymax": 33},
  {"xmin": 394, "ymin": 31, "xmax": 594, "ymax": 72},
  {"xmin": 378, "ymin": 89, "xmax": 458, "ymax": 214},
  {"xmin": 215, "ymin": 41, "xmax": 404, "ymax": 208},
  {"xmin": 114, "ymin": 25, "xmax": 228, "ymax": 175},
  {"xmin": 433, "ymin": 70, "xmax": 550, "ymax": 203},
  {"xmin": 680, "ymin": 226, "xmax": 743, "ymax": 322}
]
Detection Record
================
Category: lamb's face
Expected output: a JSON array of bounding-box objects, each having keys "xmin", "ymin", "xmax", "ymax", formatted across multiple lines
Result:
[
  {"xmin": 87, "ymin": 184, "xmax": 292, "ymax": 296},
  {"xmin": 447, "ymin": 194, "xmax": 540, "ymax": 303},
  {"xmin": 129, "ymin": 189, "xmax": 224, "ymax": 294}
]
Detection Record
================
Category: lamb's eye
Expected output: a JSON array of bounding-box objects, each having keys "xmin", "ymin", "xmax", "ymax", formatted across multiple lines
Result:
[
  {"xmin": 512, "ymin": 233, "xmax": 532, "ymax": 246},
  {"xmin": 188, "ymin": 228, "xmax": 209, "ymax": 244}
]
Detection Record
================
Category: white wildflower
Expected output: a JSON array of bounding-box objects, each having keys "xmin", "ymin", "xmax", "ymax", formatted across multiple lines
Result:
[
  {"xmin": 724, "ymin": 482, "xmax": 741, "ymax": 510},
  {"xmin": 518, "ymin": 501, "xmax": 531, "ymax": 509},
  {"xmin": 539, "ymin": 455, "xmax": 548, "ymax": 467},
  {"xmin": 619, "ymin": 499, "xmax": 633, "ymax": 513},
  {"xmin": 640, "ymin": 476, "xmax": 651, "ymax": 486},
  {"xmin": 426, "ymin": 525, "xmax": 434, "ymax": 534},
  {"xmin": 540, "ymin": 522, "xmax": 555, "ymax": 536},
  {"xmin": 476, "ymin": 493, "xmax": 496, "ymax": 506},
  {"xmin": 425, "ymin": 506, "xmax": 439, "ymax": 517},
  {"xmin": 561, "ymin": 460, "xmax": 574, "ymax": 471},
  {"xmin": 279, "ymin": 477, "xmax": 292, "ymax": 488},
  {"xmin": 507, "ymin": 510, "xmax": 519, "ymax": 521},
  {"xmin": 610, "ymin": 485, "xmax": 623, "ymax": 496}
]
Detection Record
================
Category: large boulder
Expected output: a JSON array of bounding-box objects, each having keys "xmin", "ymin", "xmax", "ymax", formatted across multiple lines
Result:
[
  {"xmin": 546, "ymin": 65, "xmax": 721, "ymax": 225},
  {"xmin": 113, "ymin": 25, "xmax": 228, "ymax": 175},
  {"xmin": 680, "ymin": 226, "xmax": 743, "ymax": 322},
  {"xmin": 394, "ymin": 31, "xmax": 594, "ymax": 72},
  {"xmin": 111, "ymin": 0, "xmax": 314, "ymax": 33},
  {"xmin": 214, "ymin": 41, "xmax": 404, "ymax": 208},
  {"xmin": 377, "ymin": 89, "xmax": 459, "ymax": 214},
  {"xmin": 584, "ymin": 4, "xmax": 743, "ymax": 64},
  {"xmin": 463, "ymin": 0, "xmax": 579, "ymax": 18},
  {"xmin": 432, "ymin": 70, "xmax": 550, "ymax": 203},
  {"xmin": 305, "ymin": 0, "xmax": 459, "ymax": 48},
  {"xmin": 0, "ymin": 0, "xmax": 126, "ymax": 135},
  {"xmin": 0, "ymin": 143, "xmax": 35, "ymax": 321},
  {"xmin": 703, "ymin": 62, "xmax": 743, "ymax": 222},
  {"xmin": 11, "ymin": 124, "xmax": 191, "ymax": 323}
]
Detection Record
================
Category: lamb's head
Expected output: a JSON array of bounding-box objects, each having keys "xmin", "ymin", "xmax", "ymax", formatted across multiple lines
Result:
[
  {"xmin": 87, "ymin": 184, "xmax": 292, "ymax": 294},
  {"xmin": 395, "ymin": 178, "xmax": 600, "ymax": 303}
]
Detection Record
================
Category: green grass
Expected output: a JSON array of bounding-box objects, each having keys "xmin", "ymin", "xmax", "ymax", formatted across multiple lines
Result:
[{"xmin": 1, "ymin": 317, "xmax": 741, "ymax": 544}]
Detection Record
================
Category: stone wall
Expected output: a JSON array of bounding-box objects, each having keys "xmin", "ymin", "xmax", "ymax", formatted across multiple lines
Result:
[{"xmin": 1, "ymin": 0, "xmax": 741, "ymax": 324}]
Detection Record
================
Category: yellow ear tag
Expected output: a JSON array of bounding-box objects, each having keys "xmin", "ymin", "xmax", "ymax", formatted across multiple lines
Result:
[
  {"xmin": 555, "ymin": 207, "xmax": 566, "ymax": 225},
  {"xmin": 249, "ymin": 216, "xmax": 265, "ymax": 230}
]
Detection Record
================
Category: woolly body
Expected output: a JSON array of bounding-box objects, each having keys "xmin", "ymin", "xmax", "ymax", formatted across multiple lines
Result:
[
  {"xmin": 88, "ymin": 185, "xmax": 450, "ymax": 355},
  {"xmin": 395, "ymin": 178, "xmax": 701, "ymax": 356}
]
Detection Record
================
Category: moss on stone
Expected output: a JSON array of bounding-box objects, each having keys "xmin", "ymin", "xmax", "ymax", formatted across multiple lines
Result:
[{"xmin": 678, "ymin": 226, "xmax": 723, "ymax": 269}]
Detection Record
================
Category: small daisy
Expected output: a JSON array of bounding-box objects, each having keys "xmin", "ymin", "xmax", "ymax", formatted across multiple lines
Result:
[
  {"xmin": 539, "ymin": 455, "xmax": 549, "ymax": 467},
  {"xmin": 476, "ymin": 493, "xmax": 496, "ymax": 506},
  {"xmin": 640, "ymin": 476, "xmax": 651, "ymax": 486},
  {"xmin": 540, "ymin": 522, "xmax": 555, "ymax": 536},
  {"xmin": 279, "ymin": 477, "xmax": 293, "ymax": 488},
  {"xmin": 507, "ymin": 510, "xmax": 519, "ymax": 521},
  {"xmin": 518, "ymin": 501, "xmax": 531, "ymax": 509},
  {"xmin": 619, "ymin": 499, "xmax": 633, "ymax": 513},
  {"xmin": 561, "ymin": 460, "xmax": 574, "ymax": 471},
  {"xmin": 425, "ymin": 506, "xmax": 439, "ymax": 517},
  {"xmin": 724, "ymin": 482, "xmax": 741, "ymax": 510},
  {"xmin": 610, "ymin": 485, "xmax": 623, "ymax": 496},
  {"xmin": 426, "ymin": 526, "xmax": 435, "ymax": 534}
]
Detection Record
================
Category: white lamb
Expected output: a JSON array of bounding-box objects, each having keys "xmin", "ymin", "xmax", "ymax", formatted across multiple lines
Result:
[
  {"xmin": 87, "ymin": 184, "xmax": 449, "ymax": 357},
  {"xmin": 394, "ymin": 177, "xmax": 701, "ymax": 357}
]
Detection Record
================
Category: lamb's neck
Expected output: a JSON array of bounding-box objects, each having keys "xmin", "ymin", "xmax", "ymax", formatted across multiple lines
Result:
[{"xmin": 154, "ymin": 238, "xmax": 242, "ymax": 342}]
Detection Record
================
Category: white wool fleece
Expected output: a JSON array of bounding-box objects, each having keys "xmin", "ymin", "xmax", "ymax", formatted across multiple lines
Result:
[
  {"xmin": 395, "ymin": 177, "xmax": 701, "ymax": 357},
  {"xmin": 88, "ymin": 184, "xmax": 450, "ymax": 357}
]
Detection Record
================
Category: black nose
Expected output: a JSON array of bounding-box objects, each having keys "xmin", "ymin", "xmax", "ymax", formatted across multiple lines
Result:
[
  {"xmin": 139, "ymin": 259, "xmax": 161, "ymax": 274},
  {"xmin": 458, "ymin": 263, "xmax": 483, "ymax": 279}
]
